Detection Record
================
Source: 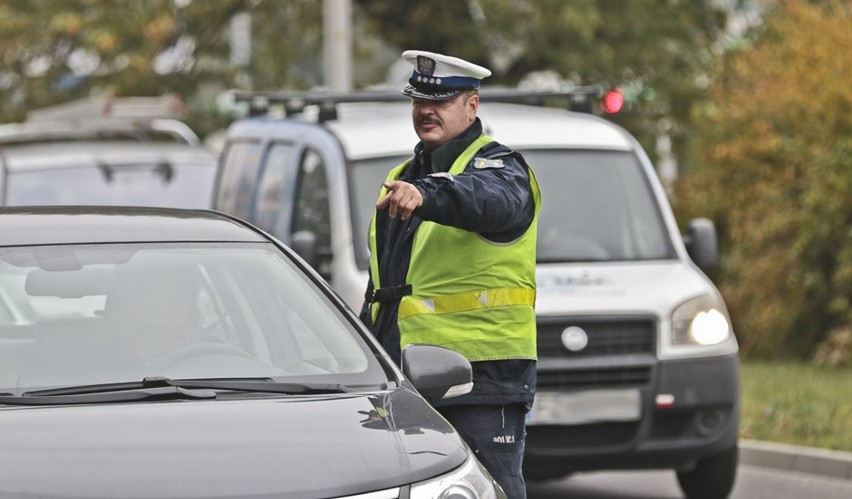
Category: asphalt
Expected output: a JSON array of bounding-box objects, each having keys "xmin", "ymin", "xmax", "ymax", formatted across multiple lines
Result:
[{"xmin": 739, "ymin": 439, "xmax": 852, "ymax": 480}]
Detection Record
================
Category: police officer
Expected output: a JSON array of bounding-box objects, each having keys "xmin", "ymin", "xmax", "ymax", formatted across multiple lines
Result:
[{"xmin": 360, "ymin": 50, "xmax": 539, "ymax": 499}]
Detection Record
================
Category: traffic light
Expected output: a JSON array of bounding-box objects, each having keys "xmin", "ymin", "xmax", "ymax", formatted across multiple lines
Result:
[{"xmin": 600, "ymin": 87, "xmax": 624, "ymax": 114}]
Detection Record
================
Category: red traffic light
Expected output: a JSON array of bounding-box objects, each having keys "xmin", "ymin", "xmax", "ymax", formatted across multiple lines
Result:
[{"xmin": 600, "ymin": 88, "xmax": 624, "ymax": 114}]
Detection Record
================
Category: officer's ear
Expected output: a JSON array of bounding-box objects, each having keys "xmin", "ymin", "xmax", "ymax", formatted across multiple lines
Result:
[{"xmin": 464, "ymin": 91, "xmax": 479, "ymax": 120}]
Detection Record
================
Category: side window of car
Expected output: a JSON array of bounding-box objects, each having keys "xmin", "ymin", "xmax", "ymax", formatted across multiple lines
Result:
[
  {"xmin": 291, "ymin": 149, "xmax": 332, "ymax": 278},
  {"xmin": 215, "ymin": 140, "xmax": 263, "ymax": 220}
]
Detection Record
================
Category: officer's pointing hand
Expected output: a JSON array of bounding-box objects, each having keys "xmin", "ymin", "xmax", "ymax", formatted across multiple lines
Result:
[{"xmin": 377, "ymin": 180, "xmax": 423, "ymax": 221}]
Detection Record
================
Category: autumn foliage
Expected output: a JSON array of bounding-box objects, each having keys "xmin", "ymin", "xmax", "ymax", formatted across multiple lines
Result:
[{"xmin": 673, "ymin": 1, "xmax": 851, "ymax": 364}]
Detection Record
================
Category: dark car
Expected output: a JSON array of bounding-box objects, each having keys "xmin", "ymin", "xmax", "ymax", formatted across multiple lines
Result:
[{"xmin": 0, "ymin": 206, "xmax": 505, "ymax": 498}]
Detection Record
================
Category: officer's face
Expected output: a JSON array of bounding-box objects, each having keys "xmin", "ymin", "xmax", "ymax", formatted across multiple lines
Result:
[{"xmin": 411, "ymin": 92, "xmax": 478, "ymax": 149}]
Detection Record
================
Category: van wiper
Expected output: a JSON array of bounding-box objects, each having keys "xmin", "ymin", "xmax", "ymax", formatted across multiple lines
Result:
[{"xmin": 5, "ymin": 376, "xmax": 356, "ymax": 402}]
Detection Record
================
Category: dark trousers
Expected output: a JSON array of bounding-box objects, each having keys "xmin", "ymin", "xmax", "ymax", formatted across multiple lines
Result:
[{"xmin": 437, "ymin": 403, "xmax": 527, "ymax": 499}]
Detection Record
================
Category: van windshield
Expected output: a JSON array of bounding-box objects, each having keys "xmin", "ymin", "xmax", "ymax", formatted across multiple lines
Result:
[
  {"xmin": 524, "ymin": 149, "xmax": 675, "ymax": 262},
  {"xmin": 349, "ymin": 149, "xmax": 674, "ymax": 270}
]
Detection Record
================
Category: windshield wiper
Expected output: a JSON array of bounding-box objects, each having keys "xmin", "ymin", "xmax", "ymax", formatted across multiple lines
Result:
[
  {"xmin": 0, "ymin": 385, "xmax": 216, "ymax": 405},
  {"xmin": 5, "ymin": 376, "xmax": 358, "ymax": 402},
  {"xmin": 157, "ymin": 377, "xmax": 359, "ymax": 394}
]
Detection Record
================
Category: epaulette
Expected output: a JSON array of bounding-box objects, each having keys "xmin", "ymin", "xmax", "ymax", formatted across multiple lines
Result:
[{"xmin": 478, "ymin": 141, "xmax": 515, "ymax": 159}]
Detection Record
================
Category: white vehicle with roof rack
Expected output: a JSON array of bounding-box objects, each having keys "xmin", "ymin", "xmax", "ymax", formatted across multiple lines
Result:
[
  {"xmin": 0, "ymin": 95, "xmax": 217, "ymax": 209},
  {"xmin": 213, "ymin": 89, "xmax": 740, "ymax": 499}
]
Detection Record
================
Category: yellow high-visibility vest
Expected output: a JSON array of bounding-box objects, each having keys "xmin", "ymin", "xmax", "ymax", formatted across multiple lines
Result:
[{"xmin": 369, "ymin": 135, "xmax": 540, "ymax": 361}]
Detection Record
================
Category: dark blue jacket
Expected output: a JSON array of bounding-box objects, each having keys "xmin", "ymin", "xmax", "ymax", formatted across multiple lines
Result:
[{"xmin": 361, "ymin": 118, "xmax": 537, "ymax": 408}]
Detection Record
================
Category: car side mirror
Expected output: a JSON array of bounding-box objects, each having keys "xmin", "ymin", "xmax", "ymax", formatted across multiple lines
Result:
[
  {"xmin": 401, "ymin": 344, "xmax": 473, "ymax": 403},
  {"xmin": 683, "ymin": 218, "xmax": 718, "ymax": 271}
]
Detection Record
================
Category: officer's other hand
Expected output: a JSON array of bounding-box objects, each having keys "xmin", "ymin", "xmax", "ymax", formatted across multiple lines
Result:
[{"xmin": 377, "ymin": 180, "xmax": 423, "ymax": 221}]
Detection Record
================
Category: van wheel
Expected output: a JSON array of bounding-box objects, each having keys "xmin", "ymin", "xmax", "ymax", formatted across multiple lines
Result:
[{"xmin": 676, "ymin": 445, "xmax": 738, "ymax": 499}]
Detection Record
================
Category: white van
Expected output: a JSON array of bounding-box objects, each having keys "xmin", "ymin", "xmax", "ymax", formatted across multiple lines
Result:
[{"xmin": 213, "ymin": 90, "xmax": 740, "ymax": 499}]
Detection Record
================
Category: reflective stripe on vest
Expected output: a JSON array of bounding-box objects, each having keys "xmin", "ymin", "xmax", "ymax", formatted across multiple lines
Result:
[{"xmin": 398, "ymin": 287, "xmax": 536, "ymax": 321}]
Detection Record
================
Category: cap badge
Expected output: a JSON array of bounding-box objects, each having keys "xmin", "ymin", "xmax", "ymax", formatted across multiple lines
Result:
[{"xmin": 416, "ymin": 55, "xmax": 436, "ymax": 77}]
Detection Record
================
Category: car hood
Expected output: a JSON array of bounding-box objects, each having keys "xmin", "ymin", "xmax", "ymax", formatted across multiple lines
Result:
[{"xmin": 0, "ymin": 387, "xmax": 465, "ymax": 498}]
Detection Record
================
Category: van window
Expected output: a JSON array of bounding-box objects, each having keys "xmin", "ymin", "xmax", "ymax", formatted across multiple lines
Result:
[
  {"xmin": 350, "ymin": 150, "xmax": 674, "ymax": 268},
  {"xmin": 350, "ymin": 155, "xmax": 409, "ymax": 270},
  {"xmin": 291, "ymin": 149, "xmax": 332, "ymax": 276},
  {"xmin": 526, "ymin": 149, "xmax": 675, "ymax": 262},
  {"xmin": 256, "ymin": 142, "xmax": 298, "ymax": 239},
  {"xmin": 216, "ymin": 140, "xmax": 263, "ymax": 219}
]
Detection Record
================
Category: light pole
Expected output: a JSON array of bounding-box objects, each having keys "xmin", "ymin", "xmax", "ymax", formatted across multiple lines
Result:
[{"xmin": 323, "ymin": 0, "xmax": 353, "ymax": 92}]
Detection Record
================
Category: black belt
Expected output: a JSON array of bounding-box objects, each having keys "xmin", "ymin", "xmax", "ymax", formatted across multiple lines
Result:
[{"xmin": 370, "ymin": 284, "xmax": 413, "ymax": 304}]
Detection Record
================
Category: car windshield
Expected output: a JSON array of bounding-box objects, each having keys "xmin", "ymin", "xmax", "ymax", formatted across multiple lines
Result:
[
  {"xmin": 0, "ymin": 242, "xmax": 385, "ymax": 394},
  {"xmin": 349, "ymin": 149, "xmax": 674, "ymax": 269},
  {"xmin": 4, "ymin": 161, "xmax": 216, "ymax": 208}
]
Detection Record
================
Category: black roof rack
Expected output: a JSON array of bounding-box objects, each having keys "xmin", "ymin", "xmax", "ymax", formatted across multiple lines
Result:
[{"xmin": 232, "ymin": 86, "xmax": 603, "ymax": 122}]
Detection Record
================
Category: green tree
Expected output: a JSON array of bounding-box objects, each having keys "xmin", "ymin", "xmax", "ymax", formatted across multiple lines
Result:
[
  {"xmin": 356, "ymin": 0, "xmax": 729, "ymax": 168},
  {"xmin": 2, "ymin": 1, "xmax": 732, "ymax": 151},
  {"xmin": 244, "ymin": 1, "xmax": 323, "ymax": 91},
  {"xmin": 0, "ymin": 0, "xmax": 248, "ymax": 134},
  {"xmin": 673, "ymin": 1, "xmax": 851, "ymax": 363}
]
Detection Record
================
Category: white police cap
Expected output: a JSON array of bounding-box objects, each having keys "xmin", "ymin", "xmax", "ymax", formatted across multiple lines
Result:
[{"xmin": 401, "ymin": 50, "xmax": 492, "ymax": 101}]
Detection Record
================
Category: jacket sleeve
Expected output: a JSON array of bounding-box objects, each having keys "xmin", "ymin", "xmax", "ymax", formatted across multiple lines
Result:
[{"xmin": 411, "ymin": 148, "xmax": 535, "ymax": 237}]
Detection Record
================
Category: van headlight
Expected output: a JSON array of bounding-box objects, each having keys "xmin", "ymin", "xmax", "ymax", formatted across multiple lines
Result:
[
  {"xmin": 409, "ymin": 455, "xmax": 506, "ymax": 499},
  {"xmin": 671, "ymin": 294, "xmax": 732, "ymax": 346}
]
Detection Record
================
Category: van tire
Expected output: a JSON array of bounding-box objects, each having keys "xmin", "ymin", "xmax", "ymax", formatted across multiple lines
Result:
[{"xmin": 676, "ymin": 445, "xmax": 738, "ymax": 499}]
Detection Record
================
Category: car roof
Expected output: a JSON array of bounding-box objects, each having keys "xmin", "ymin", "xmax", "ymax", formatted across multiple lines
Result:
[
  {"xmin": 232, "ymin": 99, "xmax": 635, "ymax": 161},
  {"xmin": 0, "ymin": 141, "xmax": 218, "ymax": 173},
  {"xmin": 0, "ymin": 118, "xmax": 200, "ymax": 146},
  {"xmin": 0, "ymin": 206, "xmax": 268, "ymax": 246}
]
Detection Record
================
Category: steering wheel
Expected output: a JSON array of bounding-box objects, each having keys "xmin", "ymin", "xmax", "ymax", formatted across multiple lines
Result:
[{"xmin": 155, "ymin": 342, "xmax": 255, "ymax": 370}]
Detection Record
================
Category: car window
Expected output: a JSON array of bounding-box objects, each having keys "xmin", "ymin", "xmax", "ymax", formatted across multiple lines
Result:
[
  {"xmin": 350, "ymin": 155, "xmax": 409, "ymax": 270},
  {"xmin": 0, "ymin": 291, "xmax": 18, "ymax": 324},
  {"xmin": 215, "ymin": 139, "xmax": 264, "ymax": 219},
  {"xmin": 0, "ymin": 242, "xmax": 385, "ymax": 392},
  {"xmin": 4, "ymin": 161, "xmax": 216, "ymax": 209}
]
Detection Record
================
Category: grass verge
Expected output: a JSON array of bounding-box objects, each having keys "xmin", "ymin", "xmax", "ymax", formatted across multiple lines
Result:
[{"xmin": 739, "ymin": 360, "xmax": 852, "ymax": 452}]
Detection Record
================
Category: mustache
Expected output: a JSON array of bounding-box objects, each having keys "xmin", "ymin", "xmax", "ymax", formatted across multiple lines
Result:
[{"xmin": 417, "ymin": 117, "xmax": 440, "ymax": 126}]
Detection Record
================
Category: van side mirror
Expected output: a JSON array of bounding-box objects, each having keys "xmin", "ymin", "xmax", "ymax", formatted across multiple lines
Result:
[
  {"xmin": 683, "ymin": 218, "xmax": 718, "ymax": 271},
  {"xmin": 290, "ymin": 230, "xmax": 319, "ymax": 269},
  {"xmin": 291, "ymin": 230, "xmax": 333, "ymax": 280},
  {"xmin": 401, "ymin": 344, "xmax": 473, "ymax": 403}
]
